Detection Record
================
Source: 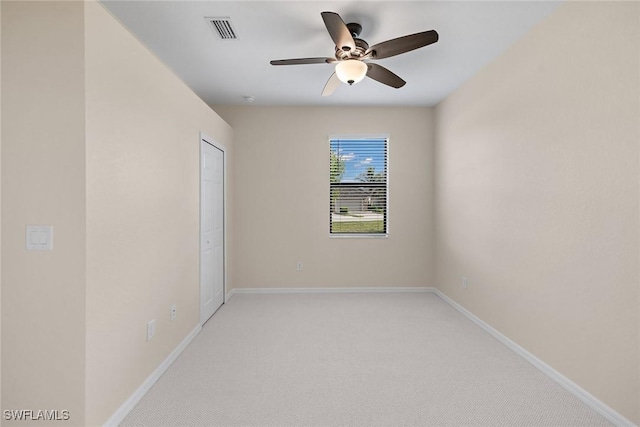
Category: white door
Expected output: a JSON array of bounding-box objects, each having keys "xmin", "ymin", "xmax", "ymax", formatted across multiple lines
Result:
[{"xmin": 200, "ymin": 138, "xmax": 225, "ymax": 324}]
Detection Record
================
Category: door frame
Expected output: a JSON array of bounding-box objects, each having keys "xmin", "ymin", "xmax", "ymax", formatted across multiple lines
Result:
[{"xmin": 199, "ymin": 132, "xmax": 227, "ymax": 325}]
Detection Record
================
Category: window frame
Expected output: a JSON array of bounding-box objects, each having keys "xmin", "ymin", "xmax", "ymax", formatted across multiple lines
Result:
[{"xmin": 328, "ymin": 134, "xmax": 389, "ymax": 239}]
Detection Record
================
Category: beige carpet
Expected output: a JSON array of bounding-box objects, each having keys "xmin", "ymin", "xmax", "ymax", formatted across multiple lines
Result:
[{"xmin": 121, "ymin": 292, "xmax": 611, "ymax": 426}]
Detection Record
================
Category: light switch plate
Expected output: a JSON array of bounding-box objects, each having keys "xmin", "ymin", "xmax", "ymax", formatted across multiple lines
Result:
[{"xmin": 26, "ymin": 225, "xmax": 53, "ymax": 251}]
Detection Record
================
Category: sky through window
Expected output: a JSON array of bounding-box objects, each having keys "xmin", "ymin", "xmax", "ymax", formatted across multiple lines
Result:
[{"xmin": 330, "ymin": 139, "xmax": 386, "ymax": 182}]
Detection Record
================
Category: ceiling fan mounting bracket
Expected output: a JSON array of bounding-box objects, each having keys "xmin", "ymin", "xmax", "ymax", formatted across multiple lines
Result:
[{"xmin": 346, "ymin": 22, "xmax": 362, "ymax": 38}]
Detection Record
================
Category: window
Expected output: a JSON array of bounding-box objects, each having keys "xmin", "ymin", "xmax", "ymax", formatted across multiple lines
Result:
[{"xmin": 329, "ymin": 137, "xmax": 388, "ymax": 236}]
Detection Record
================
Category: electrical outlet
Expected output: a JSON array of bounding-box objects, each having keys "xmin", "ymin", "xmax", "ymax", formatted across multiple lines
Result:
[
  {"xmin": 147, "ymin": 319, "xmax": 156, "ymax": 341},
  {"xmin": 462, "ymin": 277, "xmax": 468, "ymax": 289},
  {"xmin": 296, "ymin": 261, "xmax": 303, "ymax": 271},
  {"xmin": 170, "ymin": 304, "xmax": 177, "ymax": 321}
]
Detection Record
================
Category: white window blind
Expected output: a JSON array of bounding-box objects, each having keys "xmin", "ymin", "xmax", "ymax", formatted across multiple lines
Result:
[{"xmin": 329, "ymin": 137, "xmax": 388, "ymax": 235}]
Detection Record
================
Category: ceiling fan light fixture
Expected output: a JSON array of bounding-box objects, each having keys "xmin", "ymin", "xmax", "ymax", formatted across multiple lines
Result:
[{"xmin": 335, "ymin": 60, "xmax": 367, "ymax": 85}]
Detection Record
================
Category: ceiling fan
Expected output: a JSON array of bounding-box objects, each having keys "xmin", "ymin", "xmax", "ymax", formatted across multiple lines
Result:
[{"xmin": 270, "ymin": 11, "xmax": 439, "ymax": 96}]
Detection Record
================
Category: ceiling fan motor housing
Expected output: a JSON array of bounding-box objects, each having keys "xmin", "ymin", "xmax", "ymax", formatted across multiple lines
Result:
[{"xmin": 335, "ymin": 36, "xmax": 369, "ymax": 60}]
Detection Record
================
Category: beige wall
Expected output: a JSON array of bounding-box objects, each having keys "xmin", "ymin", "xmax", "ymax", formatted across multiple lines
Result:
[
  {"xmin": 1, "ymin": 2, "xmax": 87, "ymax": 425},
  {"xmin": 0, "ymin": 0, "xmax": 3, "ymax": 409},
  {"xmin": 215, "ymin": 106, "xmax": 434, "ymax": 290},
  {"xmin": 0, "ymin": 0, "xmax": 3, "ymax": 410},
  {"xmin": 84, "ymin": 2, "xmax": 233, "ymax": 425},
  {"xmin": 1, "ymin": 1, "xmax": 233, "ymax": 425},
  {"xmin": 434, "ymin": 2, "xmax": 639, "ymax": 423}
]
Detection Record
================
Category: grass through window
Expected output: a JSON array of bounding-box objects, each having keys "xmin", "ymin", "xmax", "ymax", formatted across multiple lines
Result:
[{"xmin": 331, "ymin": 220, "xmax": 384, "ymax": 234}]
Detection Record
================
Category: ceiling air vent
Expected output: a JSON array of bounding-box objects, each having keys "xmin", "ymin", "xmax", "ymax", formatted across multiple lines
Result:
[{"xmin": 206, "ymin": 17, "xmax": 238, "ymax": 40}]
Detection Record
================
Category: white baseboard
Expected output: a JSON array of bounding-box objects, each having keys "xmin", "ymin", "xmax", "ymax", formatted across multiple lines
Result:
[
  {"xmin": 227, "ymin": 286, "xmax": 433, "ymax": 300},
  {"xmin": 103, "ymin": 324, "xmax": 202, "ymax": 427},
  {"xmin": 431, "ymin": 288, "xmax": 635, "ymax": 427}
]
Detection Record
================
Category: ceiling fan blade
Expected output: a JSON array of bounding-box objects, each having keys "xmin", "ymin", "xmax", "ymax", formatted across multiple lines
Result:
[
  {"xmin": 366, "ymin": 63, "xmax": 406, "ymax": 88},
  {"xmin": 322, "ymin": 72, "xmax": 341, "ymax": 97},
  {"xmin": 366, "ymin": 30, "xmax": 438, "ymax": 60},
  {"xmin": 270, "ymin": 57, "xmax": 336, "ymax": 66},
  {"xmin": 321, "ymin": 12, "xmax": 356, "ymax": 52}
]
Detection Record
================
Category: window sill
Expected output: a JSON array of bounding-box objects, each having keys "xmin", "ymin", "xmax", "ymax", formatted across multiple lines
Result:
[{"xmin": 329, "ymin": 233, "xmax": 389, "ymax": 239}]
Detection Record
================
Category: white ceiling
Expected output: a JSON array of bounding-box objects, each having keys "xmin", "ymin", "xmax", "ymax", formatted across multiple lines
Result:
[{"xmin": 100, "ymin": 1, "xmax": 562, "ymax": 107}]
